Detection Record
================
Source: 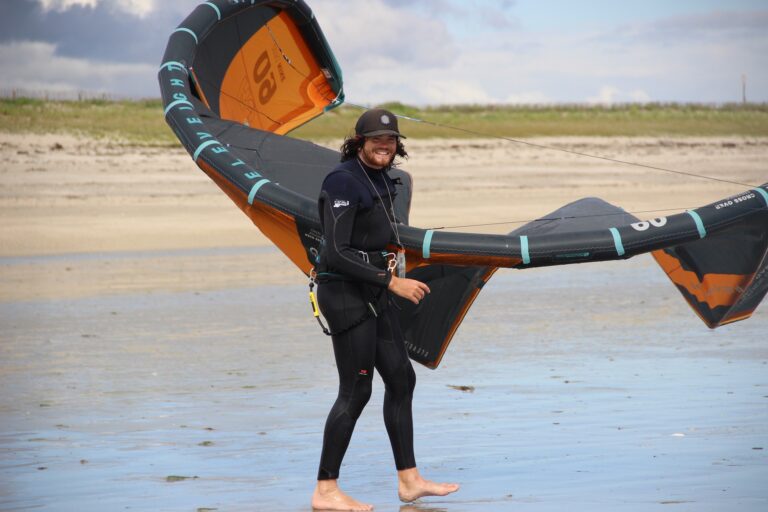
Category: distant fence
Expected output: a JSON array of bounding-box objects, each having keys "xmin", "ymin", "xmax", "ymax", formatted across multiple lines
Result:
[{"xmin": 0, "ymin": 88, "xmax": 158, "ymax": 102}]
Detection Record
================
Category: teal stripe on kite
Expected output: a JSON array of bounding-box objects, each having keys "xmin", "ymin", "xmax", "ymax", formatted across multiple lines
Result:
[
  {"xmin": 163, "ymin": 99, "xmax": 194, "ymax": 116},
  {"xmin": 159, "ymin": 61, "xmax": 188, "ymax": 74},
  {"xmin": 203, "ymin": 1, "xmax": 221, "ymax": 21},
  {"xmin": 247, "ymin": 179, "xmax": 271, "ymax": 205},
  {"xmin": 520, "ymin": 235, "xmax": 530, "ymax": 265},
  {"xmin": 192, "ymin": 140, "xmax": 219, "ymax": 161},
  {"xmin": 686, "ymin": 210, "xmax": 707, "ymax": 239},
  {"xmin": 173, "ymin": 27, "xmax": 198, "ymax": 44},
  {"xmin": 609, "ymin": 228, "xmax": 625, "ymax": 256},
  {"xmin": 422, "ymin": 230, "xmax": 434, "ymax": 259},
  {"xmin": 754, "ymin": 186, "xmax": 768, "ymax": 206}
]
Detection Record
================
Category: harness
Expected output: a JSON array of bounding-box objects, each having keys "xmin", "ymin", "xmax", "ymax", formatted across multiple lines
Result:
[
  {"xmin": 308, "ymin": 250, "xmax": 397, "ymax": 336},
  {"xmin": 308, "ymin": 163, "xmax": 405, "ymax": 336}
]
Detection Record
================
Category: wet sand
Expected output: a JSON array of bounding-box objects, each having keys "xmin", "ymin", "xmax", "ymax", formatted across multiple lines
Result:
[{"xmin": 0, "ymin": 133, "xmax": 767, "ymax": 511}]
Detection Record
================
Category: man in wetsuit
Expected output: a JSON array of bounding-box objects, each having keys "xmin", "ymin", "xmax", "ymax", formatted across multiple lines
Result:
[{"xmin": 311, "ymin": 109, "xmax": 460, "ymax": 511}]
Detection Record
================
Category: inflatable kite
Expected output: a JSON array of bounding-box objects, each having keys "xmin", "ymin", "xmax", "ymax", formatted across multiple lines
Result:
[{"xmin": 159, "ymin": 1, "xmax": 768, "ymax": 368}]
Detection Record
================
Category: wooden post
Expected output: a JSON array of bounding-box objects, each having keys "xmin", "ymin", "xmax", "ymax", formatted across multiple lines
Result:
[{"xmin": 742, "ymin": 73, "xmax": 747, "ymax": 104}]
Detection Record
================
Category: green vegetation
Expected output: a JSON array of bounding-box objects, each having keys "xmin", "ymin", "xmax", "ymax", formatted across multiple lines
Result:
[
  {"xmin": 0, "ymin": 98, "xmax": 178, "ymax": 145},
  {"xmin": 294, "ymin": 102, "xmax": 768, "ymax": 140},
  {"xmin": 1, "ymin": 97, "xmax": 767, "ymax": 145},
  {"xmin": 165, "ymin": 475, "xmax": 198, "ymax": 482}
]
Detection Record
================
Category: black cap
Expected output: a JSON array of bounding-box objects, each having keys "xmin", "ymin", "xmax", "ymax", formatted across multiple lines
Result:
[{"xmin": 354, "ymin": 109, "xmax": 406, "ymax": 138}]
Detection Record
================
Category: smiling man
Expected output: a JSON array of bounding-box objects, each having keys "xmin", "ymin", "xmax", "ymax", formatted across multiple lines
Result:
[{"xmin": 311, "ymin": 109, "xmax": 459, "ymax": 510}]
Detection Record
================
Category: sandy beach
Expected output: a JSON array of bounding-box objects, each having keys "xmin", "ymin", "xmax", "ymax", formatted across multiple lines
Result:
[{"xmin": 1, "ymin": 133, "xmax": 767, "ymax": 511}]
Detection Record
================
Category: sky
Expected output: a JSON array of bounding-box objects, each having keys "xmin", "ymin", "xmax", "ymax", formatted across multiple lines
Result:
[{"xmin": 1, "ymin": 0, "xmax": 766, "ymax": 105}]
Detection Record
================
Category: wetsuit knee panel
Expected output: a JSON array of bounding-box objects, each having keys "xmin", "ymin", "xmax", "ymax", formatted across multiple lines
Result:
[
  {"xmin": 383, "ymin": 361, "xmax": 416, "ymax": 398},
  {"xmin": 346, "ymin": 371, "xmax": 373, "ymax": 416}
]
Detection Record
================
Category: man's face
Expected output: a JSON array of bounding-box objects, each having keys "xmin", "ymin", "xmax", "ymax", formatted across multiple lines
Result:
[{"xmin": 358, "ymin": 135, "xmax": 397, "ymax": 169}]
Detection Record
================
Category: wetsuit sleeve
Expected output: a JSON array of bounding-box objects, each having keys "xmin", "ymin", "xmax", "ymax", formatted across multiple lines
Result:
[{"xmin": 320, "ymin": 172, "xmax": 392, "ymax": 287}]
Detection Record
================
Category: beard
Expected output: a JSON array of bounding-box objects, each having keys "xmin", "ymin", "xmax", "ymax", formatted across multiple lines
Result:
[{"xmin": 359, "ymin": 144, "xmax": 395, "ymax": 169}]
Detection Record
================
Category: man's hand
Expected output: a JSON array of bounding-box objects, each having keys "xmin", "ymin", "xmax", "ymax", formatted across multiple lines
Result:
[{"xmin": 388, "ymin": 275, "xmax": 430, "ymax": 304}]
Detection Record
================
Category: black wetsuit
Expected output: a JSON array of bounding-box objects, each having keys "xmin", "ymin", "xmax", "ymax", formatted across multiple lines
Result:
[{"xmin": 315, "ymin": 157, "xmax": 416, "ymax": 480}]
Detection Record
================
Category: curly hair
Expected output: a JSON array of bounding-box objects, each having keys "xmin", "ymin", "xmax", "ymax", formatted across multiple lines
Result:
[{"xmin": 339, "ymin": 135, "xmax": 408, "ymax": 166}]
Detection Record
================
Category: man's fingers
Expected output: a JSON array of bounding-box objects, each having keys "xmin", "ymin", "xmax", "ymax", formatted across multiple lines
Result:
[
  {"xmin": 412, "ymin": 284, "xmax": 427, "ymax": 304},
  {"xmin": 413, "ymin": 281, "xmax": 429, "ymax": 301},
  {"xmin": 391, "ymin": 277, "xmax": 430, "ymax": 304}
]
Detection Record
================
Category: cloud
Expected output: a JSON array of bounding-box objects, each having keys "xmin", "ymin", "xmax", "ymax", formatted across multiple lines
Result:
[
  {"xmin": 312, "ymin": 0, "xmax": 456, "ymax": 69},
  {"xmin": 297, "ymin": 2, "xmax": 768, "ymax": 105},
  {"xmin": 504, "ymin": 91, "xmax": 551, "ymax": 104},
  {"xmin": 450, "ymin": 7, "xmax": 768, "ymax": 104},
  {"xmin": 381, "ymin": 0, "xmax": 520, "ymax": 31},
  {"xmin": 1, "ymin": 0, "xmax": 186, "ymax": 63},
  {"xmin": 410, "ymin": 79, "xmax": 497, "ymax": 105},
  {"xmin": 0, "ymin": 40, "xmax": 157, "ymax": 97},
  {"xmin": 1, "ymin": 1, "xmax": 766, "ymax": 104},
  {"xmin": 615, "ymin": 9, "xmax": 768, "ymax": 44},
  {"xmin": 310, "ymin": 0, "xmax": 463, "ymax": 104},
  {"xmin": 36, "ymin": 0, "xmax": 156, "ymax": 18},
  {"xmin": 308, "ymin": 1, "xmax": 523, "ymax": 105},
  {"xmin": 586, "ymin": 86, "xmax": 651, "ymax": 105},
  {"xmin": 569, "ymin": 10, "xmax": 768, "ymax": 103},
  {"xmin": 629, "ymin": 89, "xmax": 652, "ymax": 102},
  {"xmin": 37, "ymin": 0, "xmax": 98, "ymax": 11}
]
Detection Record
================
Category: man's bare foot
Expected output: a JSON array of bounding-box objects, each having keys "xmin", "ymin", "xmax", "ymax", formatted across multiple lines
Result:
[
  {"xmin": 397, "ymin": 467, "xmax": 460, "ymax": 503},
  {"xmin": 312, "ymin": 479, "xmax": 374, "ymax": 511}
]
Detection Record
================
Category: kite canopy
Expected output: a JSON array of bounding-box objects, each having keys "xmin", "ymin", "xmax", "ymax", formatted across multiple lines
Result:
[
  {"xmin": 160, "ymin": 0, "xmax": 768, "ymax": 369},
  {"xmin": 169, "ymin": 0, "xmax": 343, "ymax": 133}
]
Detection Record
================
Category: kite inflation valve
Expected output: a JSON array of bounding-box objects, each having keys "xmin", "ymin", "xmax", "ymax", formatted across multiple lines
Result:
[{"xmin": 396, "ymin": 249, "xmax": 406, "ymax": 278}]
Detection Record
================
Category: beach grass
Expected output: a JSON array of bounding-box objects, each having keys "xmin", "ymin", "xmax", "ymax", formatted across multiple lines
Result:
[
  {"xmin": 1, "ymin": 98, "xmax": 767, "ymax": 145},
  {"xmin": 295, "ymin": 102, "xmax": 768, "ymax": 140},
  {"xmin": 0, "ymin": 98, "xmax": 176, "ymax": 145}
]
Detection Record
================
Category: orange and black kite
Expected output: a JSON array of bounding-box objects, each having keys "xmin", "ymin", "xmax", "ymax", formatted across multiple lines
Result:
[{"xmin": 159, "ymin": 0, "xmax": 768, "ymax": 368}]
